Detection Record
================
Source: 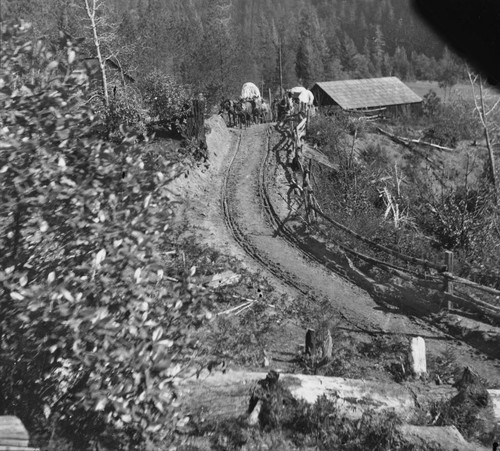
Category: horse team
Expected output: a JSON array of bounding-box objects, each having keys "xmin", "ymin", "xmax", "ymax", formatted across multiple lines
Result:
[
  {"xmin": 220, "ymin": 97, "xmax": 270, "ymax": 128},
  {"xmin": 220, "ymin": 82, "xmax": 315, "ymax": 128}
]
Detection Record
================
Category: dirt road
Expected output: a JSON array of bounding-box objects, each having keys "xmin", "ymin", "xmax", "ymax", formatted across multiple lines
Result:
[{"xmin": 177, "ymin": 116, "xmax": 500, "ymax": 382}]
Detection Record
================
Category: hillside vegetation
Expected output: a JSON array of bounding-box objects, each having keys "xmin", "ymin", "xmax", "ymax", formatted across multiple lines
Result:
[{"xmin": 1, "ymin": 0, "xmax": 467, "ymax": 103}]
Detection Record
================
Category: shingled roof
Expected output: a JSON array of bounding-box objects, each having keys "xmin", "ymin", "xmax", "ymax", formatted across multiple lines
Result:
[{"xmin": 311, "ymin": 77, "xmax": 422, "ymax": 110}]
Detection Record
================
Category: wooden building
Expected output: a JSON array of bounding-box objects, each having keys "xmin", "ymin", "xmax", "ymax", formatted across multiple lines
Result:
[{"xmin": 310, "ymin": 77, "xmax": 422, "ymax": 117}]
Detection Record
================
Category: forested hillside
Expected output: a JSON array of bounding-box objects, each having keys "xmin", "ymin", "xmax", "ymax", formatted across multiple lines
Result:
[{"xmin": 1, "ymin": 0, "xmax": 464, "ymax": 102}]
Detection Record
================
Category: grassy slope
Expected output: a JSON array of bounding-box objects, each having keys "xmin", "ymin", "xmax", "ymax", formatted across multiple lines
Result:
[{"xmin": 406, "ymin": 80, "xmax": 500, "ymax": 103}]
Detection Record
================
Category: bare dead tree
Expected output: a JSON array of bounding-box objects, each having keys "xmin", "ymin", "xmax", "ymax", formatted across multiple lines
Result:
[
  {"xmin": 83, "ymin": 0, "xmax": 109, "ymax": 108},
  {"xmin": 468, "ymin": 71, "xmax": 500, "ymax": 201}
]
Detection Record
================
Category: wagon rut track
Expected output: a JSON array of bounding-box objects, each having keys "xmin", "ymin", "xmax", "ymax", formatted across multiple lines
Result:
[
  {"xmin": 222, "ymin": 126, "xmax": 311, "ymax": 299},
  {"xmin": 221, "ymin": 124, "xmax": 435, "ymax": 337}
]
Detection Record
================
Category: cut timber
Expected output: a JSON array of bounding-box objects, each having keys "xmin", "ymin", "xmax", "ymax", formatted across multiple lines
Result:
[
  {"xmin": 0, "ymin": 417, "xmax": 29, "ymax": 441},
  {"xmin": 0, "ymin": 416, "xmax": 38, "ymax": 450},
  {"xmin": 302, "ymin": 143, "xmax": 338, "ymax": 171},
  {"xmin": 0, "ymin": 440, "xmax": 29, "ymax": 447},
  {"xmin": 175, "ymin": 371, "xmax": 500, "ymax": 426},
  {"xmin": 204, "ymin": 270, "xmax": 241, "ymax": 288},
  {"xmin": 377, "ymin": 127, "xmax": 455, "ymax": 152},
  {"xmin": 0, "ymin": 448, "xmax": 39, "ymax": 451}
]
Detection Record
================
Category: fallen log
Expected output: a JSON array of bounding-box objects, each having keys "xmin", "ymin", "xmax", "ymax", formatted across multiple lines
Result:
[
  {"xmin": 175, "ymin": 370, "xmax": 500, "ymax": 425},
  {"xmin": 377, "ymin": 127, "xmax": 455, "ymax": 152}
]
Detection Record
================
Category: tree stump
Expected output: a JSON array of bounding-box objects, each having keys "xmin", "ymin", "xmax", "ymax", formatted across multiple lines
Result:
[{"xmin": 185, "ymin": 98, "xmax": 207, "ymax": 157}]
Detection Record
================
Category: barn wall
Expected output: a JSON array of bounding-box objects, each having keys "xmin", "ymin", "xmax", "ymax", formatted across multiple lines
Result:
[
  {"xmin": 385, "ymin": 103, "xmax": 423, "ymax": 118},
  {"xmin": 311, "ymin": 86, "xmax": 335, "ymax": 107}
]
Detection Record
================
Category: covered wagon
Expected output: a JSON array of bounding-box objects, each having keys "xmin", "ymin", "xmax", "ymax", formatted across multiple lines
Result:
[
  {"xmin": 289, "ymin": 86, "xmax": 306, "ymax": 98},
  {"xmin": 241, "ymin": 82, "xmax": 261, "ymax": 101}
]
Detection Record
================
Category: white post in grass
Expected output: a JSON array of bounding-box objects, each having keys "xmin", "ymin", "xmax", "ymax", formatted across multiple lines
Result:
[{"xmin": 410, "ymin": 336, "xmax": 427, "ymax": 377}]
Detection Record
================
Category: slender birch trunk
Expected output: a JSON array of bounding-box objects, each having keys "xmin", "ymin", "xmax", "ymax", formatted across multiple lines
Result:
[
  {"xmin": 84, "ymin": 0, "xmax": 109, "ymax": 109},
  {"xmin": 469, "ymin": 72, "xmax": 499, "ymax": 202},
  {"xmin": 479, "ymin": 79, "xmax": 498, "ymax": 196}
]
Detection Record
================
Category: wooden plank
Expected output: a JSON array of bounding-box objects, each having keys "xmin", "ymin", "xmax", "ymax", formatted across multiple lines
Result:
[
  {"xmin": 0, "ymin": 447, "xmax": 39, "ymax": 451},
  {"xmin": 0, "ymin": 430, "xmax": 28, "ymax": 440},
  {"xmin": 0, "ymin": 439, "xmax": 29, "ymax": 447},
  {"xmin": 0, "ymin": 417, "xmax": 29, "ymax": 441},
  {"xmin": 0, "ymin": 417, "xmax": 26, "ymax": 428}
]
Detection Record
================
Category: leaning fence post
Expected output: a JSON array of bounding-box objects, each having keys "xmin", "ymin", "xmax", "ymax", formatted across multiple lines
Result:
[
  {"xmin": 305, "ymin": 329, "xmax": 316, "ymax": 356},
  {"xmin": 444, "ymin": 250, "xmax": 454, "ymax": 310}
]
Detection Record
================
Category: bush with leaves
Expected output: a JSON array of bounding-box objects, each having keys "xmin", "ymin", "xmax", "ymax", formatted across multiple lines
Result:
[
  {"xmin": 0, "ymin": 21, "xmax": 211, "ymax": 449},
  {"xmin": 307, "ymin": 111, "xmax": 350, "ymax": 150},
  {"xmin": 422, "ymin": 89, "xmax": 441, "ymax": 117},
  {"xmin": 139, "ymin": 70, "xmax": 192, "ymax": 136},
  {"xmin": 287, "ymin": 396, "xmax": 403, "ymax": 450},
  {"xmin": 106, "ymin": 85, "xmax": 148, "ymax": 141},
  {"xmin": 422, "ymin": 99, "xmax": 481, "ymax": 147}
]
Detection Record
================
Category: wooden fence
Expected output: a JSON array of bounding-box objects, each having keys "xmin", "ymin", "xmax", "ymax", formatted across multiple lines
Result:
[{"xmin": 278, "ymin": 108, "xmax": 500, "ymax": 321}]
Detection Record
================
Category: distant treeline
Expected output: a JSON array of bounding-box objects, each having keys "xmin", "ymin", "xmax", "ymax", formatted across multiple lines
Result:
[{"xmin": 1, "ymin": 0, "xmax": 466, "ymax": 100}]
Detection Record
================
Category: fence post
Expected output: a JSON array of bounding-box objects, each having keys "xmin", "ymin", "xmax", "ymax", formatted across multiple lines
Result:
[
  {"xmin": 305, "ymin": 329, "xmax": 316, "ymax": 356},
  {"xmin": 444, "ymin": 250, "xmax": 454, "ymax": 310},
  {"xmin": 410, "ymin": 337, "xmax": 427, "ymax": 377}
]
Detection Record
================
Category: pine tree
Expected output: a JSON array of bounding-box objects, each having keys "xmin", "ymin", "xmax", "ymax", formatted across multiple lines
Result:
[
  {"xmin": 340, "ymin": 35, "xmax": 358, "ymax": 75},
  {"xmin": 437, "ymin": 47, "xmax": 460, "ymax": 99},
  {"xmin": 393, "ymin": 46, "xmax": 410, "ymax": 80},
  {"xmin": 325, "ymin": 57, "xmax": 345, "ymax": 80},
  {"xmin": 371, "ymin": 25, "xmax": 385, "ymax": 77},
  {"xmin": 295, "ymin": 6, "xmax": 327, "ymax": 86}
]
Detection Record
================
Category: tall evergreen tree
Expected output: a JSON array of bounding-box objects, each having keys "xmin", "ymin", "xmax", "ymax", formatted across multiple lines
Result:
[
  {"xmin": 340, "ymin": 35, "xmax": 358, "ymax": 75},
  {"xmin": 295, "ymin": 5, "xmax": 328, "ymax": 86},
  {"xmin": 393, "ymin": 46, "xmax": 410, "ymax": 80},
  {"xmin": 371, "ymin": 25, "xmax": 385, "ymax": 77},
  {"xmin": 197, "ymin": 0, "xmax": 237, "ymax": 97}
]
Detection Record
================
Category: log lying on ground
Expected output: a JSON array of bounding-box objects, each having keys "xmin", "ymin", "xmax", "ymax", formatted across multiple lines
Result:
[
  {"xmin": 377, "ymin": 127, "xmax": 455, "ymax": 152},
  {"xmin": 175, "ymin": 370, "xmax": 500, "ymax": 425}
]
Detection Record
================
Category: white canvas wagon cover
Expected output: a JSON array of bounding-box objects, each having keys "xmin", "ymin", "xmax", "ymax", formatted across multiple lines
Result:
[
  {"xmin": 241, "ymin": 82, "xmax": 261, "ymax": 99},
  {"xmin": 298, "ymin": 89, "xmax": 314, "ymax": 105},
  {"xmin": 290, "ymin": 86, "xmax": 306, "ymax": 98}
]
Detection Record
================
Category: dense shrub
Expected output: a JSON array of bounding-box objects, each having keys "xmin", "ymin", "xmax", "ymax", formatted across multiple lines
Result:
[
  {"xmin": 359, "ymin": 142, "xmax": 391, "ymax": 170},
  {"xmin": 139, "ymin": 70, "xmax": 192, "ymax": 136},
  {"xmin": 422, "ymin": 89, "xmax": 441, "ymax": 117},
  {"xmin": 106, "ymin": 85, "xmax": 148, "ymax": 141},
  {"xmin": 287, "ymin": 396, "xmax": 403, "ymax": 450},
  {"xmin": 422, "ymin": 187, "xmax": 492, "ymax": 250},
  {"xmin": 422, "ymin": 99, "xmax": 481, "ymax": 147},
  {"xmin": 0, "ymin": 22, "xmax": 211, "ymax": 449},
  {"xmin": 307, "ymin": 111, "xmax": 350, "ymax": 150}
]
